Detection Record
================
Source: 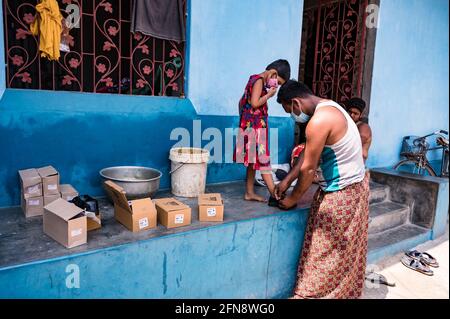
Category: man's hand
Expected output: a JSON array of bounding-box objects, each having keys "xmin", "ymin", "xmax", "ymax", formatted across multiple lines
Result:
[
  {"xmin": 274, "ymin": 179, "xmax": 290, "ymax": 200},
  {"xmin": 279, "ymin": 195, "xmax": 298, "ymax": 210}
]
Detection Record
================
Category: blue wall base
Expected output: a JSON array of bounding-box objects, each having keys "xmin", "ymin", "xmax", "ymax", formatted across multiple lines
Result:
[{"xmin": 0, "ymin": 209, "xmax": 308, "ymax": 299}]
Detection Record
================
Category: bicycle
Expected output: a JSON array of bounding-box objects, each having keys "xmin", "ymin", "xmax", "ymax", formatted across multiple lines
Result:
[{"xmin": 394, "ymin": 130, "xmax": 449, "ymax": 177}]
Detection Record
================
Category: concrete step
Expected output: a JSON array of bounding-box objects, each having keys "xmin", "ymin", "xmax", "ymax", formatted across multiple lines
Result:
[
  {"xmin": 368, "ymin": 224, "xmax": 430, "ymax": 264},
  {"xmin": 369, "ymin": 181, "xmax": 389, "ymax": 204},
  {"xmin": 369, "ymin": 201, "xmax": 409, "ymax": 234}
]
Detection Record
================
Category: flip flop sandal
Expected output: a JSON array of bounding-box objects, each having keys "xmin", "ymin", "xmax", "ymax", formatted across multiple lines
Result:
[
  {"xmin": 365, "ymin": 271, "xmax": 396, "ymax": 287},
  {"xmin": 401, "ymin": 256, "xmax": 433, "ymax": 276},
  {"xmin": 406, "ymin": 250, "xmax": 439, "ymax": 268}
]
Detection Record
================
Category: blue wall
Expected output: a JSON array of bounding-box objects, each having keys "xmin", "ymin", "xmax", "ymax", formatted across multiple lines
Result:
[
  {"xmin": 187, "ymin": 0, "xmax": 304, "ymax": 116},
  {"xmin": 367, "ymin": 0, "xmax": 450, "ymax": 168}
]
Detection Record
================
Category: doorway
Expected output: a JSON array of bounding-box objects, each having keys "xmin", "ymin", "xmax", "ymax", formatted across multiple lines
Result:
[{"xmin": 296, "ymin": 0, "xmax": 378, "ymax": 145}]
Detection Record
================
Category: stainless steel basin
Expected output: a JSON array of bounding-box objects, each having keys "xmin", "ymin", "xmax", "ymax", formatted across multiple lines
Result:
[{"xmin": 99, "ymin": 166, "xmax": 162, "ymax": 200}]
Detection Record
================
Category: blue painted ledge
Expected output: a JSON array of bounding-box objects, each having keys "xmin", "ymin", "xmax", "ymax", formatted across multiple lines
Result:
[{"xmin": 0, "ymin": 203, "xmax": 309, "ymax": 298}]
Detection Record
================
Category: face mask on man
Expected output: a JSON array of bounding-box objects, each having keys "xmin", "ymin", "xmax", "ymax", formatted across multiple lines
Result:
[{"xmin": 290, "ymin": 100, "xmax": 311, "ymax": 123}]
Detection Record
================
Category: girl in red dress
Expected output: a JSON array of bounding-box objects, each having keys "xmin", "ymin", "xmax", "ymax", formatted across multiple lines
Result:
[{"xmin": 234, "ymin": 60, "xmax": 290, "ymax": 202}]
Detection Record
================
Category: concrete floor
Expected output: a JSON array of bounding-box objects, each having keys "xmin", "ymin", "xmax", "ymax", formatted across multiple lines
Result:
[{"xmin": 363, "ymin": 224, "xmax": 449, "ymax": 299}]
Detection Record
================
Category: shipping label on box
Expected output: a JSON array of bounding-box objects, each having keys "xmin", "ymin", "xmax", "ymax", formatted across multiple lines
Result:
[
  {"xmin": 104, "ymin": 180, "xmax": 157, "ymax": 232},
  {"xmin": 43, "ymin": 198, "xmax": 87, "ymax": 248},
  {"xmin": 198, "ymin": 193, "xmax": 224, "ymax": 222},
  {"xmin": 154, "ymin": 198, "xmax": 192, "ymax": 229},
  {"xmin": 37, "ymin": 166, "xmax": 60, "ymax": 195},
  {"xmin": 18, "ymin": 168, "xmax": 42, "ymax": 199},
  {"xmin": 21, "ymin": 195, "xmax": 44, "ymax": 218}
]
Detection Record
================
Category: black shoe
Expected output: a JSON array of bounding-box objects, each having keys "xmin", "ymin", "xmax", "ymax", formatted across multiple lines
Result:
[{"xmin": 268, "ymin": 196, "xmax": 279, "ymax": 207}]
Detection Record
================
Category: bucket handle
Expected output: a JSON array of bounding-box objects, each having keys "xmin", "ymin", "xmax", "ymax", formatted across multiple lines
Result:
[{"xmin": 169, "ymin": 161, "xmax": 188, "ymax": 175}]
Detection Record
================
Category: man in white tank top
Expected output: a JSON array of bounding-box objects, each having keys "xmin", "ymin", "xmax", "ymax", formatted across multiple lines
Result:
[{"xmin": 275, "ymin": 80, "xmax": 370, "ymax": 299}]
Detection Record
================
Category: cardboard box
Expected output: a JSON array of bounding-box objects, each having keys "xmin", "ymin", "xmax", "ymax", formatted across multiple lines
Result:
[
  {"xmin": 43, "ymin": 198, "xmax": 87, "ymax": 248},
  {"xmin": 44, "ymin": 193, "xmax": 61, "ymax": 206},
  {"xmin": 104, "ymin": 181, "xmax": 157, "ymax": 232},
  {"xmin": 198, "ymin": 193, "xmax": 224, "ymax": 222},
  {"xmin": 18, "ymin": 168, "xmax": 42, "ymax": 199},
  {"xmin": 154, "ymin": 198, "xmax": 191, "ymax": 229},
  {"xmin": 37, "ymin": 166, "xmax": 60, "ymax": 195},
  {"xmin": 21, "ymin": 195, "xmax": 44, "ymax": 218},
  {"xmin": 71, "ymin": 195, "xmax": 101, "ymax": 231},
  {"xmin": 60, "ymin": 184, "xmax": 79, "ymax": 201}
]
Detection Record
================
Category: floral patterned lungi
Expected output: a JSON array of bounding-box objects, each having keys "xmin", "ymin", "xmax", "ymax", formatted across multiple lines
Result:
[{"xmin": 292, "ymin": 172, "xmax": 370, "ymax": 299}]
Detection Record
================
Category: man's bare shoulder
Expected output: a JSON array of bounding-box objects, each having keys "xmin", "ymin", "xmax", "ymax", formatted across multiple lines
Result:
[
  {"xmin": 358, "ymin": 122, "xmax": 372, "ymax": 135},
  {"xmin": 307, "ymin": 104, "xmax": 342, "ymax": 136},
  {"xmin": 313, "ymin": 104, "xmax": 346, "ymax": 125}
]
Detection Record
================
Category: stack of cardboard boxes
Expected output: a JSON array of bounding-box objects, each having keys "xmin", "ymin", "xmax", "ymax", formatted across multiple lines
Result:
[
  {"xmin": 19, "ymin": 166, "xmax": 61, "ymax": 217},
  {"xmin": 18, "ymin": 166, "xmax": 80, "ymax": 218},
  {"xmin": 18, "ymin": 166, "xmax": 94, "ymax": 249},
  {"xmin": 19, "ymin": 168, "xmax": 44, "ymax": 218},
  {"xmin": 39, "ymin": 166, "xmax": 61, "ymax": 206},
  {"xmin": 17, "ymin": 168, "xmax": 226, "ymax": 248}
]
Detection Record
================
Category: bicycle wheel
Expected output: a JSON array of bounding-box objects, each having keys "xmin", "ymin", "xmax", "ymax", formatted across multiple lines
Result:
[{"xmin": 394, "ymin": 159, "xmax": 437, "ymax": 176}]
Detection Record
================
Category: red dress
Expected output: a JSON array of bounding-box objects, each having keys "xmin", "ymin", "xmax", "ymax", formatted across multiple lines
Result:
[{"xmin": 234, "ymin": 75, "xmax": 271, "ymax": 171}]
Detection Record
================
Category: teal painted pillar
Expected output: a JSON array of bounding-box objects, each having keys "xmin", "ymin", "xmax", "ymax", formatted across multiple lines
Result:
[
  {"xmin": 0, "ymin": 2, "xmax": 6, "ymax": 99},
  {"xmin": 431, "ymin": 179, "xmax": 449, "ymax": 239}
]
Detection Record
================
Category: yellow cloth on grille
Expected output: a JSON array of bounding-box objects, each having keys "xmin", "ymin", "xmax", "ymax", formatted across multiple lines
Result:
[{"xmin": 30, "ymin": 0, "xmax": 63, "ymax": 61}]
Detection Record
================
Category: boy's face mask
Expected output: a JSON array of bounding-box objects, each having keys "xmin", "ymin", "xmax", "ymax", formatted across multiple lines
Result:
[{"xmin": 290, "ymin": 99, "xmax": 311, "ymax": 123}]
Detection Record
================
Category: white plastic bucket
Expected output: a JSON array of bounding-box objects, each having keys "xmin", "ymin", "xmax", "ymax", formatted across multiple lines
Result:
[{"xmin": 169, "ymin": 147, "xmax": 210, "ymax": 197}]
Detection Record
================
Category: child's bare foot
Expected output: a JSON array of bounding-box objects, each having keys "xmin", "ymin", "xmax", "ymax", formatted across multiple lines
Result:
[{"xmin": 244, "ymin": 192, "xmax": 267, "ymax": 202}]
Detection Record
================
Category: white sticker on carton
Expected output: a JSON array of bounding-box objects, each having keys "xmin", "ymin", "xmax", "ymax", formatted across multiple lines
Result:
[
  {"xmin": 207, "ymin": 207, "xmax": 217, "ymax": 217},
  {"xmin": 139, "ymin": 217, "xmax": 149, "ymax": 229},
  {"xmin": 174, "ymin": 214, "xmax": 184, "ymax": 224},
  {"xmin": 27, "ymin": 185, "xmax": 40, "ymax": 194},
  {"xmin": 48, "ymin": 184, "xmax": 58, "ymax": 190},
  {"xmin": 29, "ymin": 199, "xmax": 40, "ymax": 206},
  {"xmin": 71, "ymin": 228, "xmax": 83, "ymax": 237}
]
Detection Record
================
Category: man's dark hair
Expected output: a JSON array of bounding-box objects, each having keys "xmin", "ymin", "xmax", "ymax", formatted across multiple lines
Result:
[
  {"xmin": 266, "ymin": 59, "xmax": 291, "ymax": 81},
  {"xmin": 277, "ymin": 80, "xmax": 313, "ymax": 104},
  {"xmin": 345, "ymin": 97, "xmax": 366, "ymax": 113}
]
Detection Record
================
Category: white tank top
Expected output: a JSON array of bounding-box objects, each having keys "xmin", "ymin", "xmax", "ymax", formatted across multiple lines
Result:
[{"xmin": 315, "ymin": 100, "xmax": 366, "ymax": 192}]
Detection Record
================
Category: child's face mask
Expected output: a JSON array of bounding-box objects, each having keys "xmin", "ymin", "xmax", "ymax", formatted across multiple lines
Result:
[
  {"xmin": 290, "ymin": 100, "xmax": 311, "ymax": 123},
  {"xmin": 266, "ymin": 77, "xmax": 278, "ymax": 89}
]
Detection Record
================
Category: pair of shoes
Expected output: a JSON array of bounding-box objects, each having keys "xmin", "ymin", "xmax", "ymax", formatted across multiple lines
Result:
[
  {"xmin": 401, "ymin": 255, "xmax": 434, "ymax": 276},
  {"xmin": 405, "ymin": 250, "xmax": 439, "ymax": 268}
]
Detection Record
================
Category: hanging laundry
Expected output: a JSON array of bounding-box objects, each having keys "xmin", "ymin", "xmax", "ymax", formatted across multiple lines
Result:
[
  {"xmin": 30, "ymin": 0, "xmax": 63, "ymax": 61},
  {"xmin": 131, "ymin": 0, "xmax": 186, "ymax": 42}
]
